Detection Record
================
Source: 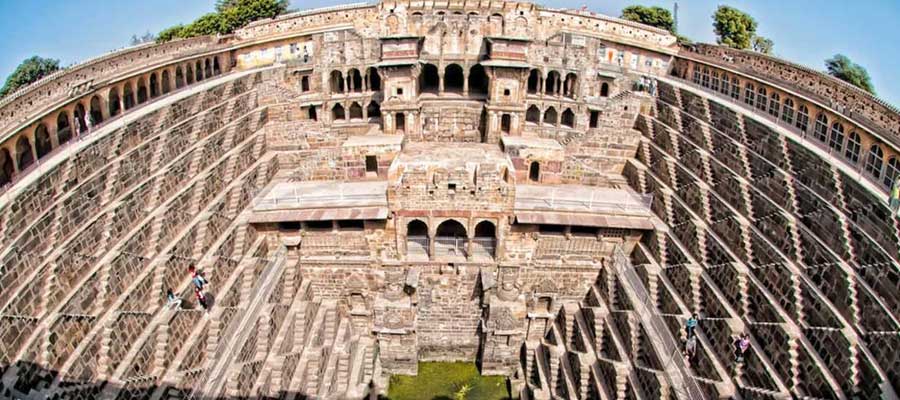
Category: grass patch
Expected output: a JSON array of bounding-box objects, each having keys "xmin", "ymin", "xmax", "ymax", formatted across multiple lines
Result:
[{"xmin": 386, "ymin": 362, "xmax": 512, "ymax": 400}]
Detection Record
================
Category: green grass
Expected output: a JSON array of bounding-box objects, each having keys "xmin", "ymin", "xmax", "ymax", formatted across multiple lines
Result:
[{"xmin": 386, "ymin": 362, "xmax": 513, "ymax": 400}]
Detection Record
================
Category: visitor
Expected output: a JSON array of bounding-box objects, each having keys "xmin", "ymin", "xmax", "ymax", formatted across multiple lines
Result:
[
  {"xmin": 85, "ymin": 114, "xmax": 93, "ymax": 133},
  {"xmin": 166, "ymin": 289, "xmax": 182, "ymax": 310},
  {"xmin": 733, "ymin": 334, "xmax": 750, "ymax": 363},
  {"xmin": 684, "ymin": 335, "xmax": 698, "ymax": 363},
  {"xmin": 686, "ymin": 314, "xmax": 699, "ymax": 338},
  {"xmin": 195, "ymin": 286, "xmax": 209, "ymax": 312},
  {"xmin": 189, "ymin": 265, "xmax": 207, "ymax": 291},
  {"xmin": 73, "ymin": 117, "xmax": 82, "ymax": 136}
]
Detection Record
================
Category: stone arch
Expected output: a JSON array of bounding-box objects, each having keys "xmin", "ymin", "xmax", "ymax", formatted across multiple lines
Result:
[
  {"xmin": 527, "ymin": 69, "xmax": 540, "ymax": 94},
  {"xmin": 367, "ymin": 67, "xmax": 381, "ymax": 91},
  {"xmin": 330, "ymin": 70, "xmax": 345, "ymax": 93},
  {"xmin": 561, "ymin": 108, "xmax": 575, "ymax": 128},
  {"xmin": 407, "ymin": 219, "xmax": 429, "ymax": 257},
  {"xmin": 56, "ymin": 111, "xmax": 71, "ymax": 144},
  {"xmin": 195, "ymin": 60, "xmax": 203, "ymax": 81},
  {"xmin": 90, "ymin": 96, "xmax": 103, "ymax": 124},
  {"xmin": 421, "ymin": 64, "xmax": 440, "ymax": 93},
  {"xmin": 74, "ymin": 103, "xmax": 88, "ymax": 133},
  {"xmin": 186, "ymin": 64, "xmax": 194, "ymax": 84},
  {"xmin": 489, "ymin": 12, "xmax": 504, "ymax": 35},
  {"xmin": 543, "ymin": 106, "xmax": 557, "ymax": 126},
  {"xmin": 529, "ymin": 161, "xmax": 540, "ymax": 182},
  {"xmin": 435, "ymin": 219, "xmax": 467, "ymax": 258},
  {"xmin": 468, "ymin": 64, "xmax": 488, "ymax": 95},
  {"xmin": 175, "ymin": 66, "xmax": 185, "ymax": 88},
  {"xmin": 349, "ymin": 102, "xmax": 363, "ymax": 120},
  {"xmin": 149, "ymin": 73, "xmax": 160, "ymax": 98},
  {"xmin": 475, "ymin": 220, "xmax": 496, "ymax": 238},
  {"xmin": 204, "ymin": 58, "xmax": 212, "ymax": 78},
  {"xmin": 367, "ymin": 101, "xmax": 381, "ymax": 120},
  {"xmin": 473, "ymin": 220, "xmax": 497, "ymax": 258},
  {"xmin": 865, "ymin": 144, "xmax": 884, "ymax": 179},
  {"xmin": 845, "ymin": 132, "xmax": 861, "ymax": 164},
  {"xmin": 16, "ymin": 136, "xmax": 34, "ymax": 171},
  {"xmin": 332, "ymin": 103, "xmax": 346, "ymax": 121},
  {"xmin": 546, "ymin": 71, "xmax": 561, "ymax": 95},
  {"xmin": 213, "ymin": 57, "xmax": 221, "ymax": 75},
  {"xmin": 108, "ymin": 87, "xmax": 121, "ymax": 117},
  {"xmin": 123, "ymin": 83, "xmax": 135, "ymax": 110},
  {"xmin": 444, "ymin": 64, "xmax": 464, "ymax": 92},
  {"xmin": 348, "ymin": 68, "xmax": 363, "ymax": 92},
  {"xmin": 828, "ymin": 122, "xmax": 845, "ymax": 152},
  {"xmin": 563, "ymin": 72, "xmax": 577, "ymax": 98},
  {"xmin": 0, "ymin": 148, "xmax": 13, "ymax": 186},
  {"xmin": 161, "ymin": 70, "xmax": 172, "ymax": 94},
  {"xmin": 34, "ymin": 124, "xmax": 51, "ymax": 158},
  {"xmin": 137, "ymin": 77, "xmax": 148, "ymax": 104},
  {"xmin": 526, "ymin": 105, "xmax": 540, "ymax": 124},
  {"xmin": 600, "ymin": 82, "xmax": 609, "ymax": 97}
]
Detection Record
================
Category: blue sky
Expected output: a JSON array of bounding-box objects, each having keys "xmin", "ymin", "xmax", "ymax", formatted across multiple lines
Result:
[{"xmin": 0, "ymin": 0, "xmax": 898, "ymax": 105}]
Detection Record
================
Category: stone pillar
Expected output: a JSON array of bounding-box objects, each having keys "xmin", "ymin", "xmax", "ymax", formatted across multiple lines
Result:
[
  {"xmin": 439, "ymin": 70, "xmax": 445, "ymax": 94},
  {"xmin": 385, "ymin": 112, "xmax": 394, "ymax": 133},
  {"xmin": 118, "ymin": 85, "xmax": 126, "ymax": 113},
  {"xmin": 463, "ymin": 71, "xmax": 469, "ymax": 96},
  {"xmin": 99, "ymin": 95, "xmax": 110, "ymax": 122},
  {"xmin": 8, "ymin": 144, "xmax": 19, "ymax": 173}
]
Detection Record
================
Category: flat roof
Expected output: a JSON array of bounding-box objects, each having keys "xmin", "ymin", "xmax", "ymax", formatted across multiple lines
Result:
[
  {"xmin": 514, "ymin": 184, "xmax": 655, "ymax": 229},
  {"xmin": 251, "ymin": 180, "xmax": 389, "ymax": 222},
  {"xmin": 391, "ymin": 143, "xmax": 513, "ymax": 171},
  {"xmin": 501, "ymin": 136, "xmax": 563, "ymax": 150},
  {"xmin": 342, "ymin": 134, "xmax": 404, "ymax": 148}
]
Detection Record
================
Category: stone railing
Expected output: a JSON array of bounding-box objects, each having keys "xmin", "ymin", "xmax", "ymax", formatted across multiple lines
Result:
[
  {"xmin": 538, "ymin": 7, "xmax": 677, "ymax": 49},
  {"xmin": 235, "ymin": 2, "xmax": 375, "ymax": 40},
  {"xmin": 679, "ymin": 43, "xmax": 900, "ymax": 144},
  {"xmin": 0, "ymin": 35, "xmax": 225, "ymax": 139}
]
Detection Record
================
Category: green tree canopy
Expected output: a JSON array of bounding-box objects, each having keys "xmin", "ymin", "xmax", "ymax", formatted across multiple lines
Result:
[
  {"xmin": 621, "ymin": 5, "xmax": 675, "ymax": 33},
  {"xmin": 157, "ymin": 0, "xmax": 289, "ymax": 42},
  {"xmin": 712, "ymin": 5, "xmax": 757, "ymax": 49},
  {"xmin": 0, "ymin": 56, "xmax": 61, "ymax": 98},
  {"xmin": 751, "ymin": 36, "xmax": 774, "ymax": 55},
  {"xmin": 826, "ymin": 54, "xmax": 876, "ymax": 95}
]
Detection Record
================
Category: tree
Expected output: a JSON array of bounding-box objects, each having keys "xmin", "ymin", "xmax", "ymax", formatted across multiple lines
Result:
[
  {"xmin": 826, "ymin": 54, "xmax": 876, "ymax": 95},
  {"xmin": 712, "ymin": 5, "xmax": 757, "ymax": 49},
  {"xmin": 157, "ymin": 25, "xmax": 186, "ymax": 43},
  {"xmin": 751, "ymin": 36, "xmax": 774, "ymax": 55},
  {"xmin": 182, "ymin": 13, "xmax": 225, "ymax": 37},
  {"xmin": 157, "ymin": 0, "xmax": 289, "ymax": 42},
  {"xmin": 621, "ymin": 5, "xmax": 674, "ymax": 33},
  {"xmin": 0, "ymin": 56, "xmax": 61, "ymax": 98}
]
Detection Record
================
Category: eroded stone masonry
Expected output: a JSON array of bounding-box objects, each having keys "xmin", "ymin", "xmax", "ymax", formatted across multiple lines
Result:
[{"xmin": 0, "ymin": 1, "xmax": 898, "ymax": 399}]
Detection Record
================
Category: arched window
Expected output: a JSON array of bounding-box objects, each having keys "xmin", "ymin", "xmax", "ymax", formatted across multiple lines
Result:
[
  {"xmin": 149, "ymin": 73, "xmax": 160, "ymax": 98},
  {"xmin": 436, "ymin": 220, "xmax": 467, "ymax": 257},
  {"xmin": 692, "ymin": 67, "xmax": 701, "ymax": 84},
  {"xmin": 527, "ymin": 69, "xmax": 540, "ymax": 94},
  {"xmin": 768, "ymin": 93, "xmax": 780, "ymax": 118},
  {"xmin": 546, "ymin": 71, "xmax": 561, "ymax": 96},
  {"xmin": 813, "ymin": 113, "xmax": 828, "ymax": 142},
  {"xmin": 349, "ymin": 102, "xmax": 363, "ymax": 120},
  {"xmin": 90, "ymin": 96, "xmax": 103, "ymax": 125},
  {"xmin": 204, "ymin": 59, "xmax": 212, "ymax": 78},
  {"xmin": 367, "ymin": 67, "xmax": 381, "ymax": 91},
  {"xmin": 472, "ymin": 220, "xmax": 496, "ymax": 258},
  {"xmin": 34, "ymin": 124, "xmax": 51, "ymax": 158},
  {"xmin": 845, "ymin": 132, "xmax": 861, "ymax": 164},
  {"xmin": 123, "ymin": 83, "xmax": 135, "ymax": 110},
  {"xmin": 161, "ymin": 70, "xmax": 172, "ymax": 94},
  {"xmin": 421, "ymin": 64, "xmax": 439, "ymax": 93},
  {"xmin": 194, "ymin": 60, "xmax": 203, "ymax": 81},
  {"xmin": 756, "ymin": 87, "xmax": 767, "ymax": 112},
  {"xmin": 529, "ymin": 161, "xmax": 540, "ymax": 182},
  {"xmin": 700, "ymin": 67, "xmax": 710, "ymax": 88},
  {"xmin": 137, "ymin": 78, "xmax": 148, "ymax": 104},
  {"xmin": 781, "ymin": 98, "xmax": 794, "ymax": 125},
  {"xmin": 796, "ymin": 105, "xmax": 810, "ymax": 132},
  {"xmin": 468, "ymin": 64, "xmax": 488, "ymax": 95},
  {"xmin": 367, "ymin": 102, "xmax": 381, "ymax": 120},
  {"xmin": 743, "ymin": 83, "xmax": 755, "ymax": 107},
  {"xmin": 719, "ymin": 74, "xmax": 730, "ymax": 95},
  {"xmin": 865, "ymin": 145, "xmax": 884, "ymax": 179},
  {"xmin": 348, "ymin": 69, "xmax": 363, "ymax": 92},
  {"xmin": 444, "ymin": 64, "xmax": 464, "ymax": 92},
  {"xmin": 213, "ymin": 57, "xmax": 221, "ymax": 75},
  {"xmin": 501, "ymin": 114, "xmax": 512, "ymax": 133},
  {"xmin": 730, "ymin": 77, "xmax": 741, "ymax": 99},
  {"xmin": 56, "ymin": 111, "xmax": 71, "ymax": 144},
  {"xmin": 544, "ymin": 107, "xmax": 558, "ymax": 126},
  {"xmin": 0, "ymin": 148, "xmax": 13, "ymax": 186},
  {"xmin": 186, "ymin": 64, "xmax": 194, "ymax": 84},
  {"xmin": 407, "ymin": 220, "xmax": 429, "ymax": 257},
  {"xmin": 828, "ymin": 122, "xmax": 845, "ymax": 152},
  {"xmin": 600, "ymin": 82, "xmax": 610, "ymax": 97},
  {"xmin": 16, "ymin": 136, "xmax": 33, "ymax": 171},
  {"xmin": 74, "ymin": 104, "xmax": 87, "ymax": 133},
  {"xmin": 884, "ymin": 157, "xmax": 900, "ymax": 189},
  {"xmin": 175, "ymin": 66, "xmax": 185, "ymax": 88},
  {"xmin": 330, "ymin": 70, "xmax": 345, "ymax": 93},
  {"xmin": 563, "ymin": 73, "xmax": 578, "ymax": 98},
  {"xmin": 710, "ymin": 71, "xmax": 720, "ymax": 92},
  {"xmin": 526, "ymin": 105, "xmax": 540, "ymax": 124},
  {"xmin": 108, "ymin": 88, "xmax": 121, "ymax": 117},
  {"xmin": 332, "ymin": 103, "xmax": 346, "ymax": 121},
  {"xmin": 561, "ymin": 108, "xmax": 575, "ymax": 128}
]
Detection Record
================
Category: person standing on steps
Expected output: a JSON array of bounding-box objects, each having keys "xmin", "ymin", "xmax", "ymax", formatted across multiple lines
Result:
[
  {"xmin": 195, "ymin": 286, "xmax": 209, "ymax": 312},
  {"xmin": 686, "ymin": 313, "xmax": 699, "ymax": 338},
  {"xmin": 733, "ymin": 334, "xmax": 750, "ymax": 362},
  {"xmin": 684, "ymin": 334, "xmax": 698, "ymax": 364},
  {"xmin": 189, "ymin": 265, "xmax": 207, "ymax": 291},
  {"xmin": 166, "ymin": 288, "xmax": 182, "ymax": 310}
]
